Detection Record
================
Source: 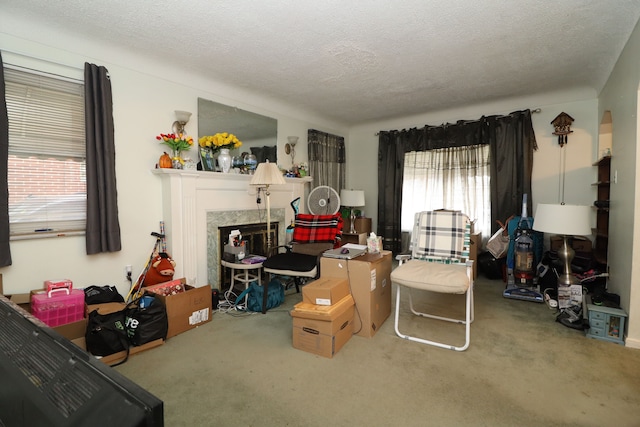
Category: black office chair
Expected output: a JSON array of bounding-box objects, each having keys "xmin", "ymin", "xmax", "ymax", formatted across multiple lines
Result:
[{"xmin": 260, "ymin": 213, "xmax": 343, "ymax": 313}]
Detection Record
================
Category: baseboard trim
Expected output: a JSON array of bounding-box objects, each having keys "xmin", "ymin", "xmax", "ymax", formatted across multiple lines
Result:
[{"xmin": 624, "ymin": 336, "xmax": 640, "ymax": 349}]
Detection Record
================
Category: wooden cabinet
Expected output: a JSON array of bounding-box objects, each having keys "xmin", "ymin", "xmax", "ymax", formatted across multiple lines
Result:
[
  {"xmin": 586, "ymin": 304, "xmax": 626, "ymax": 345},
  {"xmin": 342, "ymin": 232, "xmax": 367, "ymax": 245},
  {"xmin": 592, "ymin": 156, "xmax": 611, "ymax": 268},
  {"xmin": 344, "ymin": 217, "xmax": 372, "ymax": 235}
]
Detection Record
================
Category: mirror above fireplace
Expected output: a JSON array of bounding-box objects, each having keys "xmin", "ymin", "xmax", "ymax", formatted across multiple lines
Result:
[{"xmin": 197, "ymin": 97, "xmax": 278, "ymax": 163}]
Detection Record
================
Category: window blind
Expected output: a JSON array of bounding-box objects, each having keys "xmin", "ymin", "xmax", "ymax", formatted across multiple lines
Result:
[{"xmin": 4, "ymin": 66, "xmax": 86, "ymax": 237}]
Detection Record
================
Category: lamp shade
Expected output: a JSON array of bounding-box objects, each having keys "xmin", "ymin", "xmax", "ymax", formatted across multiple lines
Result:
[
  {"xmin": 250, "ymin": 161, "xmax": 286, "ymax": 186},
  {"xmin": 340, "ymin": 189, "xmax": 365, "ymax": 207},
  {"xmin": 174, "ymin": 110, "xmax": 192, "ymax": 123},
  {"xmin": 532, "ymin": 204, "xmax": 591, "ymax": 236}
]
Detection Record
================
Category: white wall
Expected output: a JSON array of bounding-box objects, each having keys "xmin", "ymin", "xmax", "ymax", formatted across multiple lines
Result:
[
  {"xmin": 0, "ymin": 17, "xmax": 347, "ymax": 297},
  {"xmin": 598, "ymin": 16, "xmax": 640, "ymax": 348}
]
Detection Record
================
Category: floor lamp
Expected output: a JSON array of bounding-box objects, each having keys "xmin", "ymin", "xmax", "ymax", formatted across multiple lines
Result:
[
  {"xmin": 250, "ymin": 161, "xmax": 286, "ymax": 253},
  {"xmin": 533, "ymin": 203, "xmax": 592, "ymax": 286}
]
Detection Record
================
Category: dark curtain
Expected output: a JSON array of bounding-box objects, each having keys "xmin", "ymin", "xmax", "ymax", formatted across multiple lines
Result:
[
  {"xmin": 377, "ymin": 110, "xmax": 536, "ymax": 253},
  {"xmin": 308, "ymin": 129, "xmax": 345, "ymax": 191},
  {"xmin": 250, "ymin": 145, "xmax": 277, "ymax": 164},
  {"xmin": 0, "ymin": 53, "xmax": 11, "ymax": 266},
  {"xmin": 85, "ymin": 63, "xmax": 121, "ymax": 254},
  {"xmin": 487, "ymin": 110, "xmax": 537, "ymax": 229},
  {"xmin": 377, "ymin": 129, "xmax": 412, "ymax": 253}
]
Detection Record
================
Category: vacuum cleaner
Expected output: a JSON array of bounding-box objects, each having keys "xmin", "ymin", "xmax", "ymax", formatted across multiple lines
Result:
[{"xmin": 503, "ymin": 194, "xmax": 544, "ymax": 303}]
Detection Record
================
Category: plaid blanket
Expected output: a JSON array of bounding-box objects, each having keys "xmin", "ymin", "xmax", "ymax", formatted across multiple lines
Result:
[
  {"xmin": 412, "ymin": 211, "xmax": 469, "ymax": 262},
  {"xmin": 293, "ymin": 214, "xmax": 343, "ymax": 244}
]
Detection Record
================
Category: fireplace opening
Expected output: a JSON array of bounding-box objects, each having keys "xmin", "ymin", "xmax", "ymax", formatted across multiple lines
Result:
[{"xmin": 218, "ymin": 222, "xmax": 279, "ymax": 293}]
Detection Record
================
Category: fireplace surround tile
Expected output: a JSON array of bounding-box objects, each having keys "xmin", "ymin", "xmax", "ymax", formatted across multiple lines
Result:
[{"xmin": 207, "ymin": 208, "xmax": 284, "ymax": 289}]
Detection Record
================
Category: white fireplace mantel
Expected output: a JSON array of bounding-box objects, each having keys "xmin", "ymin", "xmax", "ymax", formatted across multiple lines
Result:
[{"xmin": 152, "ymin": 168, "xmax": 312, "ymax": 288}]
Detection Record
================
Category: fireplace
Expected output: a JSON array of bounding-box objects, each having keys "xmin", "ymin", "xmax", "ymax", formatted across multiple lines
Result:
[
  {"xmin": 217, "ymin": 221, "xmax": 279, "ymax": 290},
  {"xmin": 206, "ymin": 208, "xmax": 284, "ymax": 290},
  {"xmin": 152, "ymin": 169, "xmax": 311, "ymax": 290}
]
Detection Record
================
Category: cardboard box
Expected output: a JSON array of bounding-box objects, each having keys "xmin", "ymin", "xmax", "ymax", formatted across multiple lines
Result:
[
  {"xmin": 223, "ymin": 242, "xmax": 246, "ymax": 262},
  {"xmin": 84, "ymin": 301, "xmax": 167, "ymax": 363},
  {"xmin": 86, "ymin": 301, "xmax": 127, "ymax": 315},
  {"xmin": 320, "ymin": 251, "xmax": 392, "ymax": 337},
  {"xmin": 302, "ymin": 277, "xmax": 350, "ymax": 306},
  {"xmin": 98, "ymin": 338, "xmax": 164, "ymax": 365},
  {"xmin": 152, "ymin": 280, "xmax": 212, "ymax": 338},
  {"xmin": 1, "ymin": 282, "xmax": 87, "ymax": 349},
  {"xmin": 0, "ymin": 282, "xmax": 163, "ymax": 362},
  {"xmin": 291, "ymin": 295, "xmax": 355, "ymax": 358},
  {"xmin": 0, "ymin": 278, "xmax": 31, "ymax": 309}
]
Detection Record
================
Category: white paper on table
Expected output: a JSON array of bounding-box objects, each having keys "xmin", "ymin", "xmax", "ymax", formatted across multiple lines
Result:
[{"xmin": 342, "ymin": 243, "xmax": 367, "ymax": 251}]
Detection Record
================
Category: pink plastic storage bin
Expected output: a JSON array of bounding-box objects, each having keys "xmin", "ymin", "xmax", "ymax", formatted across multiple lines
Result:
[{"xmin": 31, "ymin": 288, "xmax": 85, "ymax": 327}]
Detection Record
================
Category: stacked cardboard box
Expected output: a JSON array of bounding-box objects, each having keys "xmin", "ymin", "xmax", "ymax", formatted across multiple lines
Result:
[
  {"xmin": 320, "ymin": 251, "xmax": 392, "ymax": 337},
  {"xmin": 290, "ymin": 277, "xmax": 354, "ymax": 358}
]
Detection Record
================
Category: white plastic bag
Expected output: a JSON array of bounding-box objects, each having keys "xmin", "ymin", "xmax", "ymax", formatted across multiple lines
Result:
[{"xmin": 486, "ymin": 227, "xmax": 509, "ymax": 259}]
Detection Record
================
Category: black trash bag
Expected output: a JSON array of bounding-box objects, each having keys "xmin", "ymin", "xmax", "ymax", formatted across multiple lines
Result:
[
  {"xmin": 85, "ymin": 308, "xmax": 130, "ymax": 365},
  {"xmin": 84, "ymin": 285, "xmax": 124, "ymax": 304},
  {"xmin": 556, "ymin": 305, "xmax": 589, "ymax": 331},
  {"xmin": 125, "ymin": 295, "xmax": 168, "ymax": 347},
  {"xmin": 477, "ymin": 251, "xmax": 505, "ymax": 280}
]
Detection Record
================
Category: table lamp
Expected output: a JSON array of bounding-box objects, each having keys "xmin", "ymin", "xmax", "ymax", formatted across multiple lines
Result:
[
  {"xmin": 532, "ymin": 203, "xmax": 592, "ymax": 286},
  {"xmin": 340, "ymin": 189, "xmax": 365, "ymax": 234},
  {"xmin": 250, "ymin": 161, "xmax": 286, "ymax": 251}
]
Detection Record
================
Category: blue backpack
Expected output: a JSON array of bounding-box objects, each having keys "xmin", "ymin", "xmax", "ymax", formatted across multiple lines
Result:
[{"xmin": 236, "ymin": 279, "xmax": 284, "ymax": 312}]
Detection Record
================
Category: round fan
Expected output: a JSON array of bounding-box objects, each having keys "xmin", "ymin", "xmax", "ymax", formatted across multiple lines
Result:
[{"xmin": 307, "ymin": 186, "xmax": 340, "ymax": 215}]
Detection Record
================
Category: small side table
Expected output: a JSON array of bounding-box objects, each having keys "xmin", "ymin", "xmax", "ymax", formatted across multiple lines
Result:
[
  {"xmin": 220, "ymin": 258, "xmax": 263, "ymax": 306},
  {"xmin": 342, "ymin": 232, "xmax": 367, "ymax": 245}
]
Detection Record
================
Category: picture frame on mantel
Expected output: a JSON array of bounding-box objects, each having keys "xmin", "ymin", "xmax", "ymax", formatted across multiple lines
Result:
[{"xmin": 199, "ymin": 146, "xmax": 216, "ymax": 171}]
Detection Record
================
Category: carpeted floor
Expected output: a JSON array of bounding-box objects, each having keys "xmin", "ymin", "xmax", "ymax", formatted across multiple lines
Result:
[{"xmin": 116, "ymin": 276, "xmax": 640, "ymax": 427}]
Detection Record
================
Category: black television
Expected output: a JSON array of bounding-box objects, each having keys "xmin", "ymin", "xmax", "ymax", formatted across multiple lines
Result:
[{"xmin": 0, "ymin": 294, "xmax": 163, "ymax": 427}]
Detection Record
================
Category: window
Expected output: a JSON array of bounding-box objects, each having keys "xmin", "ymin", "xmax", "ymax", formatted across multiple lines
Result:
[
  {"xmin": 401, "ymin": 145, "xmax": 490, "ymax": 239},
  {"xmin": 4, "ymin": 66, "xmax": 86, "ymax": 238}
]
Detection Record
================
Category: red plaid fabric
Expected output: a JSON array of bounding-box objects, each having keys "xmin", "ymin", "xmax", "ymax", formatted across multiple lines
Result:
[{"xmin": 293, "ymin": 214, "xmax": 343, "ymax": 244}]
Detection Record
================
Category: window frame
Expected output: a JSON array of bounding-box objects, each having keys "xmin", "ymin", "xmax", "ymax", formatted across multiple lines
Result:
[
  {"xmin": 401, "ymin": 144, "xmax": 491, "ymax": 240},
  {"xmin": 4, "ymin": 64, "xmax": 86, "ymax": 239}
]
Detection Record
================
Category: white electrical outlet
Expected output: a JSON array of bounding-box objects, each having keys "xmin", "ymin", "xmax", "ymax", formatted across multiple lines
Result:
[{"xmin": 125, "ymin": 265, "xmax": 132, "ymax": 280}]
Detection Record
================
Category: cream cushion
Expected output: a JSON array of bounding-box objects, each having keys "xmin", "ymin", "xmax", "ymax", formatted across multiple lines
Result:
[{"xmin": 391, "ymin": 259, "xmax": 469, "ymax": 294}]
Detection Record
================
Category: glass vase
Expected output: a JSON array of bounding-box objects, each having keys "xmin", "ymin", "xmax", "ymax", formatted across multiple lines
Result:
[
  {"xmin": 217, "ymin": 148, "xmax": 232, "ymax": 173},
  {"xmin": 244, "ymin": 153, "xmax": 257, "ymax": 174},
  {"xmin": 171, "ymin": 150, "xmax": 183, "ymax": 169}
]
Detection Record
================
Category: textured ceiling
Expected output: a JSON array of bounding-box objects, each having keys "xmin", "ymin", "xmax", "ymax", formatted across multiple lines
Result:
[{"xmin": 2, "ymin": 0, "xmax": 640, "ymax": 126}]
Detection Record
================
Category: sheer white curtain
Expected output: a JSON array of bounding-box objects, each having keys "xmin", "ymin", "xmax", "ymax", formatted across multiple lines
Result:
[{"xmin": 402, "ymin": 144, "xmax": 490, "ymax": 239}]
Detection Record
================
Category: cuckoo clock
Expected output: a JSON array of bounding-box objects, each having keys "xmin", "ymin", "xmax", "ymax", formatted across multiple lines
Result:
[{"xmin": 551, "ymin": 112, "xmax": 574, "ymax": 147}]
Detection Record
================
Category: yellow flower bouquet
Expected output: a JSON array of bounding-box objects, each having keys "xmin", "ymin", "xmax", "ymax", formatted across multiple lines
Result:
[{"xmin": 198, "ymin": 132, "xmax": 243, "ymax": 151}]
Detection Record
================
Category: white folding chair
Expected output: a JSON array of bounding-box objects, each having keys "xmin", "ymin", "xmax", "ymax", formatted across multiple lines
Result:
[{"xmin": 391, "ymin": 210, "xmax": 474, "ymax": 351}]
